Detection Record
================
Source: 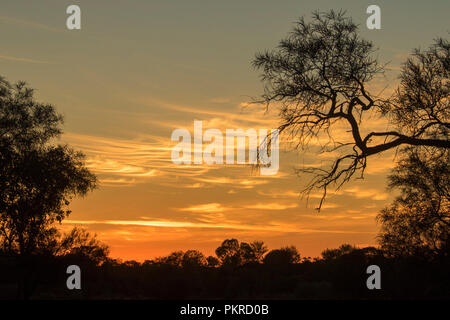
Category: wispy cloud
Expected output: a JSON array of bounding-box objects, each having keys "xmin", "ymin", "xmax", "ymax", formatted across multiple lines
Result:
[
  {"xmin": 257, "ymin": 190, "xmax": 300, "ymax": 198},
  {"xmin": 64, "ymin": 132, "xmax": 171, "ymax": 185},
  {"xmin": 342, "ymin": 186, "xmax": 389, "ymax": 201},
  {"xmin": 0, "ymin": 54, "xmax": 56, "ymax": 64},
  {"xmin": 136, "ymin": 97, "xmax": 278, "ymax": 129},
  {"xmin": 244, "ymin": 202, "xmax": 298, "ymax": 210},
  {"xmin": 178, "ymin": 203, "xmax": 229, "ymax": 213},
  {"xmin": 63, "ymin": 219, "xmax": 375, "ymax": 234},
  {"xmin": 194, "ymin": 177, "xmax": 269, "ymax": 189},
  {"xmin": 64, "ymin": 131, "xmax": 282, "ymax": 187},
  {"xmin": 0, "ymin": 15, "xmax": 62, "ymax": 33}
]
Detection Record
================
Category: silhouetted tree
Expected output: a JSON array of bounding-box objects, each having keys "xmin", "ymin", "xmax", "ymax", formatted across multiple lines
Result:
[
  {"xmin": 182, "ymin": 250, "xmax": 207, "ymax": 268},
  {"xmin": 321, "ymin": 244, "xmax": 358, "ymax": 261},
  {"xmin": 240, "ymin": 241, "xmax": 268, "ymax": 264},
  {"xmin": 377, "ymin": 148, "xmax": 449, "ymax": 258},
  {"xmin": 123, "ymin": 260, "xmax": 140, "ymax": 268},
  {"xmin": 252, "ymin": 11, "xmax": 449, "ymax": 208},
  {"xmin": 215, "ymin": 239, "xmax": 269, "ymax": 266},
  {"xmin": 206, "ymin": 255, "xmax": 220, "ymax": 268},
  {"xmin": 1, "ymin": 236, "xmax": 448, "ymax": 299},
  {"xmin": 263, "ymin": 246, "xmax": 300, "ymax": 266},
  {"xmin": 0, "ymin": 76, "xmax": 96, "ymax": 255},
  {"xmin": 215, "ymin": 239, "xmax": 241, "ymax": 266},
  {"xmin": 56, "ymin": 227, "xmax": 109, "ymax": 265},
  {"xmin": 155, "ymin": 251, "xmax": 184, "ymax": 267}
]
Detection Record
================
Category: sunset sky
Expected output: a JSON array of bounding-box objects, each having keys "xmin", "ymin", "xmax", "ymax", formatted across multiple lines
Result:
[{"xmin": 1, "ymin": 0, "xmax": 449, "ymax": 261}]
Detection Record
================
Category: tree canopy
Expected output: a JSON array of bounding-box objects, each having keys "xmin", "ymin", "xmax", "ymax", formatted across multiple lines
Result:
[
  {"xmin": 377, "ymin": 147, "xmax": 449, "ymax": 258},
  {"xmin": 0, "ymin": 76, "xmax": 96, "ymax": 255},
  {"xmin": 252, "ymin": 10, "xmax": 449, "ymax": 208},
  {"xmin": 215, "ymin": 238, "xmax": 268, "ymax": 266}
]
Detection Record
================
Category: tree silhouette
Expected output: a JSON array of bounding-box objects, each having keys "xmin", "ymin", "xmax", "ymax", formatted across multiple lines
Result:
[
  {"xmin": 181, "ymin": 250, "xmax": 207, "ymax": 268},
  {"xmin": 321, "ymin": 244, "xmax": 357, "ymax": 261},
  {"xmin": 215, "ymin": 239, "xmax": 241, "ymax": 266},
  {"xmin": 263, "ymin": 246, "xmax": 300, "ymax": 266},
  {"xmin": 215, "ymin": 239, "xmax": 269, "ymax": 266},
  {"xmin": 240, "ymin": 241, "xmax": 268, "ymax": 264},
  {"xmin": 206, "ymin": 255, "xmax": 220, "ymax": 268},
  {"xmin": 252, "ymin": 10, "xmax": 449, "ymax": 208},
  {"xmin": 377, "ymin": 147, "xmax": 449, "ymax": 258},
  {"xmin": 155, "ymin": 250, "xmax": 184, "ymax": 267},
  {"xmin": 0, "ymin": 235, "xmax": 448, "ymax": 299},
  {"xmin": 0, "ymin": 76, "xmax": 96, "ymax": 256},
  {"xmin": 56, "ymin": 227, "xmax": 109, "ymax": 265}
]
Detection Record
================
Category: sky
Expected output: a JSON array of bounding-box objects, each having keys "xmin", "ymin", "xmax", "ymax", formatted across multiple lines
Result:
[{"xmin": 1, "ymin": 0, "xmax": 449, "ymax": 261}]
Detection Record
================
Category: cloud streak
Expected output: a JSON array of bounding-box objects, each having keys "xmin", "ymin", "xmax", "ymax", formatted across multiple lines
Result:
[
  {"xmin": 0, "ymin": 54, "xmax": 56, "ymax": 64},
  {"xmin": 63, "ymin": 219, "xmax": 375, "ymax": 234}
]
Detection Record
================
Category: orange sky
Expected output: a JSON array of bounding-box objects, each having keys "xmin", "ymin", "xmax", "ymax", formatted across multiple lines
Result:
[
  {"xmin": 1, "ymin": 0, "xmax": 449, "ymax": 261},
  {"xmin": 60, "ymin": 103, "xmax": 399, "ymax": 261}
]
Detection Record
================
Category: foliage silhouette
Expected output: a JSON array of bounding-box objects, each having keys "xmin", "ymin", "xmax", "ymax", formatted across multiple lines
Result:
[
  {"xmin": 181, "ymin": 250, "xmax": 207, "ymax": 268},
  {"xmin": 215, "ymin": 239, "xmax": 269, "ymax": 267},
  {"xmin": 1, "ymin": 237, "xmax": 448, "ymax": 299},
  {"xmin": 264, "ymin": 246, "xmax": 301, "ymax": 266},
  {"xmin": 321, "ymin": 244, "xmax": 358, "ymax": 261},
  {"xmin": 56, "ymin": 227, "xmax": 110, "ymax": 265},
  {"xmin": 252, "ymin": 10, "xmax": 449, "ymax": 208},
  {"xmin": 0, "ymin": 77, "xmax": 96, "ymax": 256},
  {"xmin": 377, "ymin": 147, "xmax": 449, "ymax": 258}
]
